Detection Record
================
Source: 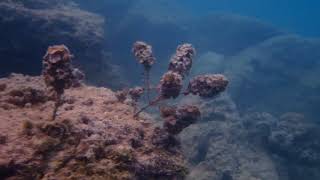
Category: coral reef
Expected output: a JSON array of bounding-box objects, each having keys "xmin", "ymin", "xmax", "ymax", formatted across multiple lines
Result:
[{"xmin": 0, "ymin": 74, "xmax": 187, "ymax": 180}]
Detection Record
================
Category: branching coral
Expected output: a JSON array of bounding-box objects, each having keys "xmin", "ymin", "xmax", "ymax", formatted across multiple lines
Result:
[
  {"xmin": 129, "ymin": 86, "xmax": 144, "ymax": 113},
  {"xmin": 132, "ymin": 41, "xmax": 155, "ymax": 102},
  {"xmin": 129, "ymin": 42, "xmax": 228, "ymax": 140},
  {"xmin": 42, "ymin": 45, "xmax": 81, "ymax": 120}
]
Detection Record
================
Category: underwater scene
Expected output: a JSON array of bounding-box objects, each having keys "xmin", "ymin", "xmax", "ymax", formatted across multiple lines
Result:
[{"xmin": 0, "ymin": 0, "xmax": 319, "ymax": 179}]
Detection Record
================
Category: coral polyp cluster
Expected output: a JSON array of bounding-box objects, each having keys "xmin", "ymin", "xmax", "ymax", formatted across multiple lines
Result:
[
  {"xmin": 42, "ymin": 45, "xmax": 84, "ymax": 120},
  {"xmin": 133, "ymin": 42, "xmax": 229, "ymax": 119},
  {"xmin": 168, "ymin": 43, "xmax": 196, "ymax": 77},
  {"xmin": 128, "ymin": 86, "xmax": 144, "ymax": 102},
  {"xmin": 185, "ymin": 74, "xmax": 229, "ymax": 98},
  {"xmin": 162, "ymin": 105, "xmax": 201, "ymax": 135},
  {"xmin": 130, "ymin": 42, "xmax": 229, "ymax": 152},
  {"xmin": 159, "ymin": 71, "xmax": 183, "ymax": 99},
  {"xmin": 42, "ymin": 45, "xmax": 74, "ymax": 95},
  {"xmin": 132, "ymin": 41, "xmax": 156, "ymax": 102},
  {"xmin": 132, "ymin": 41, "xmax": 155, "ymax": 69}
]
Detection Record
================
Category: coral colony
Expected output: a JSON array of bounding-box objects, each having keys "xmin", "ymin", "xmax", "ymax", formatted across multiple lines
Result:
[
  {"xmin": 42, "ymin": 45, "xmax": 83, "ymax": 120},
  {"xmin": 132, "ymin": 41, "xmax": 155, "ymax": 102},
  {"xmin": 129, "ymin": 41, "xmax": 229, "ymax": 136}
]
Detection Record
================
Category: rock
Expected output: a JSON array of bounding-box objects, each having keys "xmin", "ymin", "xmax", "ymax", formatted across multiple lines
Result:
[
  {"xmin": 179, "ymin": 96, "xmax": 280, "ymax": 180},
  {"xmin": 225, "ymin": 35, "xmax": 320, "ymax": 120},
  {"xmin": 0, "ymin": 0, "xmax": 123, "ymax": 88},
  {"xmin": 0, "ymin": 74, "xmax": 187, "ymax": 179},
  {"xmin": 268, "ymin": 112, "xmax": 320, "ymax": 166},
  {"xmin": 181, "ymin": 121, "xmax": 279, "ymax": 180}
]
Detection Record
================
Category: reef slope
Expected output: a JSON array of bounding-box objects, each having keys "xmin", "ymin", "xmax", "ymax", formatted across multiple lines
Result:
[{"xmin": 0, "ymin": 74, "xmax": 186, "ymax": 179}]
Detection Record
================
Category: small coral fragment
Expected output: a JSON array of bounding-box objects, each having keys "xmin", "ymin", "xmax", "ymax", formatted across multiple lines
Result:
[
  {"xmin": 115, "ymin": 89, "xmax": 129, "ymax": 103},
  {"xmin": 163, "ymin": 105, "xmax": 201, "ymax": 135},
  {"xmin": 185, "ymin": 74, "xmax": 229, "ymax": 98},
  {"xmin": 128, "ymin": 86, "xmax": 144, "ymax": 102},
  {"xmin": 160, "ymin": 106, "xmax": 177, "ymax": 118},
  {"xmin": 168, "ymin": 43, "xmax": 196, "ymax": 77},
  {"xmin": 71, "ymin": 68, "xmax": 85, "ymax": 87}
]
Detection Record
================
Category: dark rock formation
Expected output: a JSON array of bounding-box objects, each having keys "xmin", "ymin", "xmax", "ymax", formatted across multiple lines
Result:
[
  {"xmin": 179, "ymin": 96, "xmax": 279, "ymax": 180},
  {"xmin": 178, "ymin": 93, "xmax": 320, "ymax": 180},
  {"xmin": 0, "ymin": 0, "xmax": 123, "ymax": 88},
  {"xmin": 225, "ymin": 35, "xmax": 320, "ymax": 120},
  {"xmin": 268, "ymin": 113, "xmax": 320, "ymax": 166}
]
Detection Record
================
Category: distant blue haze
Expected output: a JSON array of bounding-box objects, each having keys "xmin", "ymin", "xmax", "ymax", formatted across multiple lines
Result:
[{"xmin": 183, "ymin": 0, "xmax": 320, "ymax": 37}]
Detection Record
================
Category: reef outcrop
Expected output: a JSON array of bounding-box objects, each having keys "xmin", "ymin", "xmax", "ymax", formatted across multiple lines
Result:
[
  {"xmin": 0, "ymin": 74, "xmax": 187, "ymax": 179},
  {"xmin": 0, "ymin": 0, "xmax": 123, "ymax": 88}
]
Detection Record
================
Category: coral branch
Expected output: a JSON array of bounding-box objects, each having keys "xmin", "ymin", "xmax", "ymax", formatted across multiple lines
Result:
[
  {"xmin": 132, "ymin": 41, "xmax": 155, "ymax": 103},
  {"xmin": 42, "ymin": 45, "xmax": 75, "ymax": 120},
  {"xmin": 168, "ymin": 44, "xmax": 196, "ymax": 78}
]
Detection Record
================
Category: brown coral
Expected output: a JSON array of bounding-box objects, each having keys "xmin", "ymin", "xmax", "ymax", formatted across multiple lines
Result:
[
  {"xmin": 42, "ymin": 45, "xmax": 74, "ymax": 95},
  {"xmin": 132, "ymin": 41, "xmax": 155, "ymax": 69},
  {"xmin": 42, "ymin": 45, "xmax": 79, "ymax": 120},
  {"xmin": 185, "ymin": 74, "xmax": 229, "ymax": 98},
  {"xmin": 159, "ymin": 71, "xmax": 183, "ymax": 99},
  {"xmin": 168, "ymin": 43, "xmax": 196, "ymax": 77},
  {"xmin": 163, "ymin": 105, "xmax": 201, "ymax": 135},
  {"xmin": 132, "ymin": 41, "xmax": 155, "ymax": 102},
  {"xmin": 128, "ymin": 86, "xmax": 144, "ymax": 102}
]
